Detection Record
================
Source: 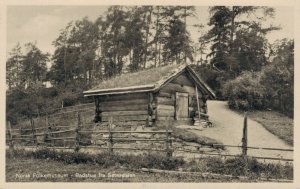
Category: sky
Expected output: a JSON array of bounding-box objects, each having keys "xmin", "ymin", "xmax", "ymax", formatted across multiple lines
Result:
[{"xmin": 6, "ymin": 6, "xmax": 294, "ymax": 61}]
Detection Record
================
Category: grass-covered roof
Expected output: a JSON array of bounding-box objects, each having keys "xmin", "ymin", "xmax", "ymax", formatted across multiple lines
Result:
[
  {"xmin": 93, "ymin": 64, "xmax": 184, "ymax": 90},
  {"xmin": 83, "ymin": 64, "xmax": 215, "ymax": 98}
]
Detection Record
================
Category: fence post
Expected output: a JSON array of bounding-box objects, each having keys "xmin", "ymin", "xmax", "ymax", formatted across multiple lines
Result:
[
  {"xmin": 31, "ymin": 118, "xmax": 37, "ymax": 146},
  {"xmin": 44, "ymin": 115, "xmax": 48, "ymax": 147},
  {"xmin": 7, "ymin": 121, "xmax": 14, "ymax": 150},
  {"xmin": 75, "ymin": 111, "xmax": 81, "ymax": 152},
  {"xmin": 242, "ymin": 112, "xmax": 248, "ymax": 156},
  {"xmin": 165, "ymin": 123, "xmax": 172, "ymax": 157},
  {"xmin": 108, "ymin": 117, "xmax": 113, "ymax": 155},
  {"xmin": 241, "ymin": 112, "xmax": 248, "ymax": 175}
]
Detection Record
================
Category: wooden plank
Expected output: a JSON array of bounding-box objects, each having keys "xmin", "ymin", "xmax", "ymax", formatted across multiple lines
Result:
[
  {"xmin": 101, "ymin": 110, "xmax": 148, "ymax": 116},
  {"xmin": 155, "ymin": 119, "xmax": 192, "ymax": 126},
  {"xmin": 157, "ymin": 104, "xmax": 175, "ymax": 111},
  {"xmin": 175, "ymin": 92, "xmax": 189, "ymax": 119},
  {"xmin": 102, "ymin": 115, "xmax": 148, "ymax": 122},
  {"xmin": 100, "ymin": 104, "xmax": 148, "ymax": 112},
  {"xmin": 99, "ymin": 93, "xmax": 148, "ymax": 102},
  {"xmin": 156, "ymin": 97, "xmax": 175, "ymax": 106},
  {"xmin": 80, "ymin": 130, "xmax": 172, "ymax": 134},
  {"xmin": 156, "ymin": 116, "xmax": 176, "ymax": 121},
  {"xmin": 157, "ymin": 109, "xmax": 175, "ymax": 117},
  {"xmin": 160, "ymin": 83, "xmax": 186, "ymax": 94},
  {"xmin": 99, "ymin": 121, "xmax": 146, "ymax": 126},
  {"xmin": 158, "ymin": 92, "xmax": 172, "ymax": 98},
  {"xmin": 171, "ymin": 73, "xmax": 194, "ymax": 87},
  {"xmin": 100, "ymin": 99, "xmax": 148, "ymax": 107},
  {"xmin": 160, "ymin": 83, "xmax": 199, "ymax": 96}
]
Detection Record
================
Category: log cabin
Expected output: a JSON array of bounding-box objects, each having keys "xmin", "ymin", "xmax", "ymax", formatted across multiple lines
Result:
[{"xmin": 83, "ymin": 64, "xmax": 216, "ymax": 127}]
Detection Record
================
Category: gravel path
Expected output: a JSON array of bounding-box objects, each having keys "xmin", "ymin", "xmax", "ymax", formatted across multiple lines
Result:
[{"xmin": 190, "ymin": 101, "xmax": 293, "ymax": 161}]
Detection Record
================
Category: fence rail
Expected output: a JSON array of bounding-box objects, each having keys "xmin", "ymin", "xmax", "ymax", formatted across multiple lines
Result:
[{"xmin": 6, "ymin": 111, "xmax": 293, "ymax": 162}]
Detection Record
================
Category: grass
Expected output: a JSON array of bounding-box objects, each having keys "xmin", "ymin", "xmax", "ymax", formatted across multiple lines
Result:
[
  {"xmin": 6, "ymin": 156, "xmax": 226, "ymax": 182},
  {"xmin": 171, "ymin": 126, "xmax": 222, "ymax": 147},
  {"xmin": 6, "ymin": 149, "xmax": 293, "ymax": 182},
  {"xmin": 91, "ymin": 64, "xmax": 185, "ymax": 90},
  {"xmin": 154, "ymin": 125, "xmax": 222, "ymax": 147},
  {"xmin": 7, "ymin": 148, "xmax": 185, "ymax": 171},
  {"xmin": 246, "ymin": 110, "xmax": 293, "ymax": 146}
]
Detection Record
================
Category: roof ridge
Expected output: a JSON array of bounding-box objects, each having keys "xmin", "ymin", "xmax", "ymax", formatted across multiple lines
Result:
[{"xmin": 154, "ymin": 64, "xmax": 187, "ymax": 90}]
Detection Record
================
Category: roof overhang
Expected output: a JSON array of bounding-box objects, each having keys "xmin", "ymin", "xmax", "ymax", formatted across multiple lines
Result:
[
  {"xmin": 83, "ymin": 84, "xmax": 155, "ymax": 97},
  {"xmin": 186, "ymin": 66, "xmax": 216, "ymax": 99},
  {"xmin": 83, "ymin": 65, "xmax": 216, "ymax": 99}
]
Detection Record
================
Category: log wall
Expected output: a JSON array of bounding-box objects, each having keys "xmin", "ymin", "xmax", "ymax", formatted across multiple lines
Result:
[
  {"xmin": 155, "ymin": 71, "xmax": 205, "ymax": 123},
  {"xmin": 98, "ymin": 93, "xmax": 149, "ymax": 125}
]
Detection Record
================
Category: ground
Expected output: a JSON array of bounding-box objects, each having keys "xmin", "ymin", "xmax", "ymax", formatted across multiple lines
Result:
[
  {"xmin": 246, "ymin": 110, "xmax": 293, "ymax": 146},
  {"xmin": 6, "ymin": 156, "xmax": 235, "ymax": 182},
  {"xmin": 187, "ymin": 101, "xmax": 293, "ymax": 160}
]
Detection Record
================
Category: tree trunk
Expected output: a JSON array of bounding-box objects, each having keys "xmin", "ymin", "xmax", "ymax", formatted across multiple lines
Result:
[
  {"xmin": 154, "ymin": 6, "xmax": 160, "ymax": 68},
  {"xmin": 143, "ymin": 8, "xmax": 153, "ymax": 69},
  {"xmin": 64, "ymin": 46, "xmax": 67, "ymax": 87},
  {"xmin": 230, "ymin": 6, "xmax": 235, "ymax": 54},
  {"xmin": 184, "ymin": 6, "xmax": 187, "ymax": 63}
]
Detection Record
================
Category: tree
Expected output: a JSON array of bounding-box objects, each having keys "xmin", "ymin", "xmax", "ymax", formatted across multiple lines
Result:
[
  {"xmin": 260, "ymin": 38, "xmax": 294, "ymax": 116},
  {"xmin": 6, "ymin": 43, "xmax": 23, "ymax": 90},
  {"xmin": 100, "ymin": 6, "xmax": 130, "ymax": 76},
  {"xmin": 161, "ymin": 6, "xmax": 195, "ymax": 64},
  {"xmin": 22, "ymin": 42, "xmax": 49, "ymax": 86},
  {"xmin": 51, "ymin": 18, "xmax": 99, "ymax": 88},
  {"xmin": 206, "ymin": 6, "xmax": 231, "ymax": 71},
  {"xmin": 125, "ymin": 6, "xmax": 149, "ymax": 71},
  {"xmin": 206, "ymin": 6, "xmax": 278, "ymax": 74}
]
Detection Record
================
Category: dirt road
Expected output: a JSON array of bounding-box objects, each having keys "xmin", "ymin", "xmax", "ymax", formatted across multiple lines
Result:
[{"xmin": 190, "ymin": 101, "xmax": 293, "ymax": 161}]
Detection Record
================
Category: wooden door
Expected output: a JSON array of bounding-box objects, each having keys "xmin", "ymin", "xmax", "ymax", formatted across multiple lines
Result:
[{"xmin": 175, "ymin": 92, "xmax": 189, "ymax": 120}]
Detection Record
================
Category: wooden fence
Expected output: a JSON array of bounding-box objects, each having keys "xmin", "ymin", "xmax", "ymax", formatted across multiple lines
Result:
[
  {"xmin": 6, "ymin": 113, "xmax": 174, "ymax": 157},
  {"xmin": 6, "ymin": 112, "xmax": 293, "ymax": 162}
]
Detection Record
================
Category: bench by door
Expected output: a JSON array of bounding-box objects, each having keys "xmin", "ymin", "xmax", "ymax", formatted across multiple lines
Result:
[{"xmin": 175, "ymin": 92, "xmax": 188, "ymax": 120}]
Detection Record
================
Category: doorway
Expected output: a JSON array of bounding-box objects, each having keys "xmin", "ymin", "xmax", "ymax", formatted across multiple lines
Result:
[{"xmin": 175, "ymin": 92, "xmax": 188, "ymax": 120}]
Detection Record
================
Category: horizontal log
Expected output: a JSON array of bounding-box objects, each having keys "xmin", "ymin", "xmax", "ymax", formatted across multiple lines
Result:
[
  {"xmin": 101, "ymin": 110, "xmax": 148, "ymax": 116},
  {"xmin": 156, "ymin": 104, "xmax": 175, "ymax": 111},
  {"xmin": 99, "ymin": 121, "xmax": 146, "ymax": 126},
  {"xmin": 157, "ymin": 109, "xmax": 175, "ymax": 117},
  {"xmin": 103, "ymin": 138, "xmax": 168, "ymax": 142},
  {"xmin": 102, "ymin": 115, "xmax": 148, "ymax": 122},
  {"xmin": 99, "ymin": 93, "xmax": 148, "ymax": 102},
  {"xmin": 100, "ymin": 104, "xmax": 148, "ymax": 112},
  {"xmin": 161, "ymin": 83, "xmax": 200, "ymax": 96},
  {"xmin": 158, "ymin": 92, "xmax": 172, "ymax": 98},
  {"xmin": 50, "ymin": 129, "xmax": 76, "ymax": 134},
  {"xmin": 156, "ymin": 97, "xmax": 175, "ymax": 106},
  {"xmin": 176, "ymin": 118, "xmax": 193, "ymax": 121},
  {"xmin": 156, "ymin": 116, "xmax": 175, "ymax": 121},
  {"xmin": 155, "ymin": 119, "xmax": 192, "ymax": 126},
  {"xmin": 79, "ymin": 130, "xmax": 172, "ymax": 134},
  {"xmin": 171, "ymin": 73, "xmax": 194, "ymax": 87},
  {"xmin": 100, "ymin": 99, "xmax": 148, "ymax": 107}
]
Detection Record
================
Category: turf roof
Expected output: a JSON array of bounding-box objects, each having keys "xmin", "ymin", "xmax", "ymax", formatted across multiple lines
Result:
[
  {"xmin": 84, "ymin": 64, "xmax": 215, "ymax": 98},
  {"xmin": 91, "ymin": 64, "xmax": 186, "ymax": 90}
]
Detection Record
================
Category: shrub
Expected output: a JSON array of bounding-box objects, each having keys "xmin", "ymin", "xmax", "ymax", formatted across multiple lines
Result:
[
  {"xmin": 222, "ymin": 39, "xmax": 294, "ymax": 117},
  {"xmin": 7, "ymin": 149, "xmax": 293, "ymax": 180},
  {"xmin": 7, "ymin": 149, "xmax": 184, "ymax": 170}
]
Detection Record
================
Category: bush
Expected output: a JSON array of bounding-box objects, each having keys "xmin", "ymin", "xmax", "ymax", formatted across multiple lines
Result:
[
  {"xmin": 203, "ymin": 156, "xmax": 293, "ymax": 179},
  {"xmin": 40, "ymin": 87, "xmax": 58, "ymax": 98},
  {"xmin": 222, "ymin": 71, "xmax": 266, "ymax": 111},
  {"xmin": 7, "ymin": 149, "xmax": 293, "ymax": 180},
  {"xmin": 222, "ymin": 39, "xmax": 294, "ymax": 117},
  {"xmin": 7, "ymin": 149, "xmax": 184, "ymax": 170}
]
